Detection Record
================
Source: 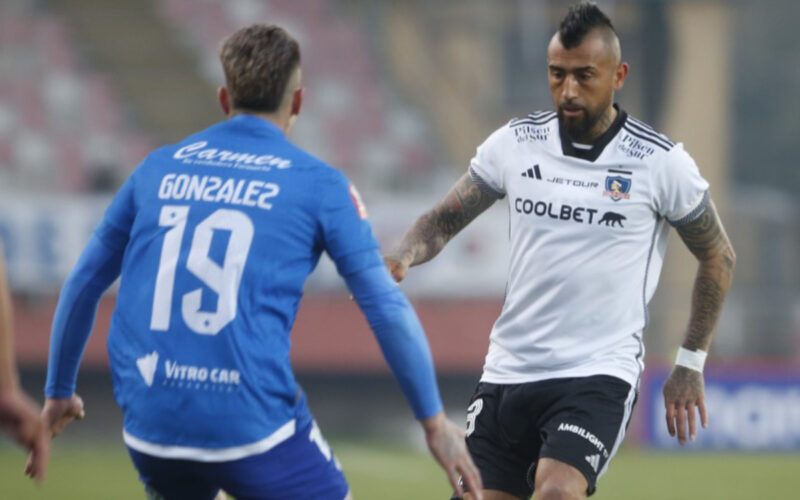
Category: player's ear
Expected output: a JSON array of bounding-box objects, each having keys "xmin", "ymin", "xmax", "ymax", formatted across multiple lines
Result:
[
  {"xmin": 218, "ymin": 86, "xmax": 232, "ymax": 116},
  {"xmin": 614, "ymin": 62, "xmax": 629, "ymax": 91},
  {"xmin": 290, "ymin": 87, "xmax": 304, "ymax": 117}
]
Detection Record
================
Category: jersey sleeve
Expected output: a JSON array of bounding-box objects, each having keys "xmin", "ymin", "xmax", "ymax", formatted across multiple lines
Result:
[
  {"xmin": 652, "ymin": 143, "xmax": 710, "ymax": 226},
  {"xmin": 468, "ymin": 125, "xmax": 508, "ymax": 199},
  {"xmin": 318, "ymin": 168, "xmax": 443, "ymax": 419},
  {"xmin": 45, "ymin": 174, "xmax": 137, "ymax": 398},
  {"xmin": 317, "ymin": 169, "xmax": 382, "ymax": 276},
  {"xmin": 345, "ymin": 265, "xmax": 443, "ymax": 420},
  {"xmin": 94, "ymin": 172, "xmax": 137, "ymax": 250}
]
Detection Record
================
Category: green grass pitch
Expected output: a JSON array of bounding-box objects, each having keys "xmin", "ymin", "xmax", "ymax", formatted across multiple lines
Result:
[{"xmin": 0, "ymin": 441, "xmax": 797, "ymax": 499}]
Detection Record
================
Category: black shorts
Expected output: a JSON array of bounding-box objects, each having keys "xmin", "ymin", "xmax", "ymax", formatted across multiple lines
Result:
[{"xmin": 459, "ymin": 375, "xmax": 636, "ymax": 499}]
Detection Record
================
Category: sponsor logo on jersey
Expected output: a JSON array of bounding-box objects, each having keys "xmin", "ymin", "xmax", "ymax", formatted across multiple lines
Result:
[
  {"xmin": 173, "ymin": 141, "xmax": 292, "ymax": 171},
  {"xmin": 598, "ymin": 211, "xmax": 626, "ymax": 227},
  {"xmin": 521, "ymin": 164, "xmax": 542, "ymax": 180},
  {"xmin": 136, "ymin": 351, "xmax": 159, "ymax": 387},
  {"xmin": 585, "ymin": 454, "xmax": 601, "ymax": 473},
  {"xmin": 515, "ymin": 198, "xmax": 599, "ymax": 224},
  {"xmin": 521, "ymin": 164, "xmax": 599, "ymax": 190},
  {"xmin": 513, "ymin": 125, "xmax": 550, "ymax": 143},
  {"xmin": 514, "ymin": 198, "xmax": 627, "ymax": 230},
  {"xmin": 163, "ymin": 359, "xmax": 241, "ymax": 390},
  {"xmin": 618, "ymin": 134, "xmax": 656, "ymax": 159},
  {"xmin": 557, "ymin": 422, "xmax": 609, "ymax": 458},
  {"xmin": 546, "ymin": 176, "xmax": 599, "ymax": 189},
  {"xmin": 603, "ymin": 175, "xmax": 631, "ymax": 201},
  {"xmin": 348, "ymin": 184, "xmax": 368, "ymax": 219}
]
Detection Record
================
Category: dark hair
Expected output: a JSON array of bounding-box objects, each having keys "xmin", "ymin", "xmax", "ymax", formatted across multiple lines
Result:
[
  {"xmin": 218, "ymin": 24, "xmax": 301, "ymax": 113},
  {"xmin": 558, "ymin": 2, "xmax": 616, "ymax": 49}
]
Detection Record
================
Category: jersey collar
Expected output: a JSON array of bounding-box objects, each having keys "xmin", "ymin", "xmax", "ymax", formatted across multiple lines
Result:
[
  {"xmin": 558, "ymin": 104, "xmax": 627, "ymax": 162},
  {"xmin": 228, "ymin": 114, "xmax": 286, "ymax": 138}
]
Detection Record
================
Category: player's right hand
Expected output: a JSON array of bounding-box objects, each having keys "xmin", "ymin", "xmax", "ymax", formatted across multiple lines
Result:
[
  {"xmin": 0, "ymin": 388, "xmax": 49, "ymax": 481},
  {"xmin": 421, "ymin": 412, "xmax": 483, "ymax": 500},
  {"xmin": 383, "ymin": 255, "xmax": 409, "ymax": 283},
  {"xmin": 40, "ymin": 394, "xmax": 85, "ymax": 438}
]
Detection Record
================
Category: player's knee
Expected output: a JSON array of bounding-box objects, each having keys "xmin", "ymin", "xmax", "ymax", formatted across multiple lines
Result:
[{"xmin": 534, "ymin": 477, "xmax": 586, "ymax": 500}]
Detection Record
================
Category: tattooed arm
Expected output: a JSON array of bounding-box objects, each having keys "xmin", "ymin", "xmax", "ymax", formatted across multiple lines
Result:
[
  {"xmin": 385, "ymin": 172, "xmax": 499, "ymax": 282},
  {"xmin": 662, "ymin": 199, "xmax": 736, "ymax": 445}
]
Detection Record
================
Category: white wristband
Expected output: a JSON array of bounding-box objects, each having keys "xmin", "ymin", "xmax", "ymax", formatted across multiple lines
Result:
[{"xmin": 675, "ymin": 347, "xmax": 707, "ymax": 372}]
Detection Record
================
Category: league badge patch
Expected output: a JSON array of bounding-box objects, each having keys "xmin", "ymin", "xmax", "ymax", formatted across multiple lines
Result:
[
  {"xmin": 349, "ymin": 183, "xmax": 368, "ymax": 219},
  {"xmin": 603, "ymin": 176, "xmax": 631, "ymax": 201}
]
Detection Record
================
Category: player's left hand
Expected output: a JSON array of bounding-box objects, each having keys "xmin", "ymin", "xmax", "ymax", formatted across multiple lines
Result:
[
  {"xmin": 662, "ymin": 366, "xmax": 708, "ymax": 445},
  {"xmin": 421, "ymin": 412, "xmax": 483, "ymax": 500},
  {"xmin": 0, "ymin": 389, "xmax": 49, "ymax": 482}
]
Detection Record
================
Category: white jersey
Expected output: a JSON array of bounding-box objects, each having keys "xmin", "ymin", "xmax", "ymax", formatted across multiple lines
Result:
[{"xmin": 469, "ymin": 107, "xmax": 709, "ymax": 388}]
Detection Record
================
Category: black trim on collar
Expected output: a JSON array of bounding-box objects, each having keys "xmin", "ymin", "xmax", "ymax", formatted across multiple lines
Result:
[{"xmin": 559, "ymin": 104, "xmax": 627, "ymax": 162}]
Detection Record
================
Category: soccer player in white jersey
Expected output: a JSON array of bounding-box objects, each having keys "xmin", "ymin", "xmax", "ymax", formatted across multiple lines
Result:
[{"xmin": 386, "ymin": 2, "xmax": 735, "ymax": 499}]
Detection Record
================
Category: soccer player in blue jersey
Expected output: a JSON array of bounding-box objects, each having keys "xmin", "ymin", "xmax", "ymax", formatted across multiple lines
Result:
[{"xmin": 37, "ymin": 24, "xmax": 482, "ymax": 500}]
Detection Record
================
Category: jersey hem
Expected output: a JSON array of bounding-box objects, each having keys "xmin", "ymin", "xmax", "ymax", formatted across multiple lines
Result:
[
  {"xmin": 123, "ymin": 418, "xmax": 296, "ymax": 462},
  {"xmin": 479, "ymin": 366, "xmax": 639, "ymax": 389}
]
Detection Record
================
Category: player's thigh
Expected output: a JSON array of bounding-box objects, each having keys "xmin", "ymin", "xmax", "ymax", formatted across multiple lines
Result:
[
  {"xmin": 219, "ymin": 420, "xmax": 349, "ymax": 500},
  {"xmin": 534, "ymin": 457, "xmax": 588, "ymax": 500},
  {"xmin": 538, "ymin": 375, "xmax": 635, "ymax": 496},
  {"xmin": 128, "ymin": 449, "xmax": 220, "ymax": 500},
  {"xmin": 460, "ymin": 382, "xmax": 539, "ymax": 500}
]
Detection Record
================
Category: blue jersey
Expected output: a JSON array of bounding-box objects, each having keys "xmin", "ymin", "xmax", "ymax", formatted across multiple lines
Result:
[{"xmin": 46, "ymin": 115, "xmax": 442, "ymax": 461}]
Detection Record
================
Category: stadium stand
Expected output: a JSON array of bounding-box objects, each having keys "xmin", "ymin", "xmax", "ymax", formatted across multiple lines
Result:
[
  {"xmin": 155, "ymin": 0, "xmax": 436, "ymax": 186},
  {"xmin": 0, "ymin": 1, "xmax": 153, "ymax": 193}
]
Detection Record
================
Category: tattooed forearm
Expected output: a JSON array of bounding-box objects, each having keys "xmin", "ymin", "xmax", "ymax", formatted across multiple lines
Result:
[
  {"xmin": 392, "ymin": 173, "xmax": 497, "ymax": 267},
  {"xmin": 676, "ymin": 200, "xmax": 736, "ymax": 351},
  {"xmin": 684, "ymin": 273, "xmax": 726, "ymax": 351}
]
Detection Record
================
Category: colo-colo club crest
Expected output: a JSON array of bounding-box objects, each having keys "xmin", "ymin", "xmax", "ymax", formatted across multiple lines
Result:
[{"xmin": 603, "ymin": 176, "xmax": 631, "ymax": 201}]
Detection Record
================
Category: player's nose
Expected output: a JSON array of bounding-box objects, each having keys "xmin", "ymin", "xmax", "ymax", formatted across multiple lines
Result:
[{"xmin": 562, "ymin": 75, "xmax": 580, "ymax": 99}]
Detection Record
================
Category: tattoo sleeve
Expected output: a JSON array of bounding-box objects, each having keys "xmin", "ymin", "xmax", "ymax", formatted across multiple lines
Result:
[
  {"xmin": 391, "ymin": 172, "xmax": 499, "ymax": 268},
  {"xmin": 675, "ymin": 199, "xmax": 736, "ymax": 351}
]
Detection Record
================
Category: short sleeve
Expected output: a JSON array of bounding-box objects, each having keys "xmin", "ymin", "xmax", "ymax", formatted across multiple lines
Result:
[
  {"xmin": 652, "ymin": 143, "xmax": 710, "ymax": 226},
  {"xmin": 94, "ymin": 173, "xmax": 137, "ymax": 250},
  {"xmin": 318, "ymin": 169, "xmax": 382, "ymax": 277},
  {"xmin": 468, "ymin": 126, "xmax": 508, "ymax": 198}
]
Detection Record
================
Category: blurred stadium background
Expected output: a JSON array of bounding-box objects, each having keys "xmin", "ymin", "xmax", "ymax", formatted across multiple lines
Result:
[{"xmin": 1, "ymin": 0, "xmax": 799, "ymax": 498}]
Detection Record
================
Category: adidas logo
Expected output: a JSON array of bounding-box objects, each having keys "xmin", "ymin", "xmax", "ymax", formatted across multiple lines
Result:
[
  {"xmin": 136, "ymin": 351, "xmax": 159, "ymax": 387},
  {"xmin": 585, "ymin": 454, "xmax": 600, "ymax": 473},
  {"xmin": 521, "ymin": 164, "xmax": 542, "ymax": 180}
]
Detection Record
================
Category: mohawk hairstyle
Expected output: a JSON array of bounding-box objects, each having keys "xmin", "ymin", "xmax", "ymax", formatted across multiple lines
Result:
[{"xmin": 558, "ymin": 2, "xmax": 616, "ymax": 49}]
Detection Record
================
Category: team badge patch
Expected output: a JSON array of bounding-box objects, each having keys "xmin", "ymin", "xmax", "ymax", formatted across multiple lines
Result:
[
  {"xmin": 349, "ymin": 183, "xmax": 368, "ymax": 219},
  {"xmin": 603, "ymin": 176, "xmax": 631, "ymax": 201}
]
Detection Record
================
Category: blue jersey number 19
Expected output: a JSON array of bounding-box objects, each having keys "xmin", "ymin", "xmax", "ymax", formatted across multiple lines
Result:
[{"xmin": 150, "ymin": 205, "xmax": 254, "ymax": 335}]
